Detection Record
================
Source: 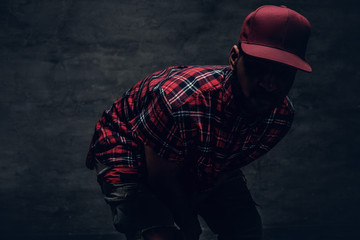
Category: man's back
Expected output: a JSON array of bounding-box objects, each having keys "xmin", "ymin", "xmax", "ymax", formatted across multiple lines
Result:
[{"xmin": 86, "ymin": 65, "xmax": 294, "ymax": 190}]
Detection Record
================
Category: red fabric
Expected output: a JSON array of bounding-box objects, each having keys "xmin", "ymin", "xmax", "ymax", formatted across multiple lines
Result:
[
  {"xmin": 86, "ymin": 66, "xmax": 294, "ymax": 190},
  {"xmin": 239, "ymin": 5, "xmax": 311, "ymax": 72}
]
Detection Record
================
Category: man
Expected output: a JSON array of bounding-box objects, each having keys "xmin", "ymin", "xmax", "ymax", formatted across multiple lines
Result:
[{"xmin": 86, "ymin": 5, "xmax": 312, "ymax": 240}]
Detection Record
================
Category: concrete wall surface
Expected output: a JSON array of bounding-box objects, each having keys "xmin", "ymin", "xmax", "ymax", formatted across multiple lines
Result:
[{"xmin": 0, "ymin": 0, "xmax": 359, "ymax": 239}]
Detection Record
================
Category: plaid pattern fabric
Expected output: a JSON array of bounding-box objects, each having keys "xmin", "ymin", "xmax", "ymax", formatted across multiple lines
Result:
[{"xmin": 86, "ymin": 65, "xmax": 294, "ymax": 190}]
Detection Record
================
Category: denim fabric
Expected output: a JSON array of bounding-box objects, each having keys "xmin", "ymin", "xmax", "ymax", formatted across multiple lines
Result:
[
  {"xmin": 101, "ymin": 182, "xmax": 174, "ymax": 240},
  {"xmin": 106, "ymin": 170, "xmax": 262, "ymax": 240},
  {"xmin": 195, "ymin": 172, "xmax": 262, "ymax": 240}
]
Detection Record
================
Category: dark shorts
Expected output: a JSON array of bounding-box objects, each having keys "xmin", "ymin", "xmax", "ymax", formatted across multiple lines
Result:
[{"xmin": 101, "ymin": 170, "xmax": 262, "ymax": 240}]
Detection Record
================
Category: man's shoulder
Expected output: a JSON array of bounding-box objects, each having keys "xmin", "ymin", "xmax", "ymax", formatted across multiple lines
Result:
[{"xmin": 152, "ymin": 65, "xmax": 231, "ymax": 109}]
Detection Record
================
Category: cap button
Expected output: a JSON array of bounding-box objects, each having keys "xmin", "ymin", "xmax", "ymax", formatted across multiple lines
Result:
[{"xmin": 280, "ymin": 5, "xmax": 287, "ymax": 8}]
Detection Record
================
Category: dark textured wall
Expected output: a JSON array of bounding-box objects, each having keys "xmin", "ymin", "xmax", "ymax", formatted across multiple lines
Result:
[{"xmin": 1, "ymin": 0, "xmax": 359, "ymax": 239}]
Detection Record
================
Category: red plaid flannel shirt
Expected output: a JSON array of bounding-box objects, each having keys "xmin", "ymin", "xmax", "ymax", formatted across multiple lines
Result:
[{"xmin": 86, "ymin": 65, "xmax": 294, "ymax": 190}]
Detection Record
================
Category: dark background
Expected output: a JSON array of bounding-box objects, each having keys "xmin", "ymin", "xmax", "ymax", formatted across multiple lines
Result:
[{"xmin": 1, "ymin": 0, "xmax": 359, "ymax": 239}]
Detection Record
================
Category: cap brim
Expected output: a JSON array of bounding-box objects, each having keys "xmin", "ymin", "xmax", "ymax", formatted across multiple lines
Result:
[{"xmin": 241, "ymin": 42, "xmax": 312, "ymax": 72}]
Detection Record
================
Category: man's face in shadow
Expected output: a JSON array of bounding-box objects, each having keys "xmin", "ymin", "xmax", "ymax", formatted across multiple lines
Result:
[{"xmin": 230, "ymin": 45, "xmax": 297, "ymax": 116}]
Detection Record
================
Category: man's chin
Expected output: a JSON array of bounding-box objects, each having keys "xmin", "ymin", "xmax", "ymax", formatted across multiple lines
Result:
[
  {"xmin": 238, "ymin": 94, "xmax": 281, "ymax": 117},
  {"xmin": 241, "ymin": 101, "xmax": 275, "ymax": 117}
]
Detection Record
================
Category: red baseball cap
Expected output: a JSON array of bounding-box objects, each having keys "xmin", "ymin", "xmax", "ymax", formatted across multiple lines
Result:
[{"xmin": 239, "ymin": 5, "xmax": 312, "ymax": 72}]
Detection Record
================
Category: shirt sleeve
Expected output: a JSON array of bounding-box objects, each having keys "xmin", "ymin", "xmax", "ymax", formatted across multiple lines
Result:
[
  {"xmin": 129, "ymin": 88, "xmax": 186, "ymax": 162},
  {"xmin": 85, "ymin": 101, "xmax": 142, "ymax": 185}
]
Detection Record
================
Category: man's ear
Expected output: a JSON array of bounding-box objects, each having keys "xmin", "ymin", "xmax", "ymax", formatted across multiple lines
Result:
[{"xmin": 229, "ymin": 45, "xmax": 240, "ymax": 71}]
